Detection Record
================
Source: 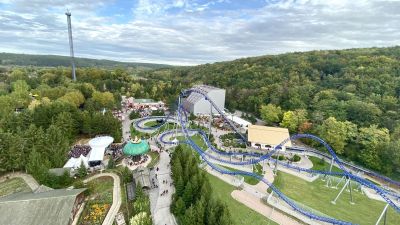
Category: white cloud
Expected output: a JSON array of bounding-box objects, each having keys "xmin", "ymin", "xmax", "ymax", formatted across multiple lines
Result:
[{"xmin": 0, "ymin": 0, "xmax": 399, "ymax": 65}]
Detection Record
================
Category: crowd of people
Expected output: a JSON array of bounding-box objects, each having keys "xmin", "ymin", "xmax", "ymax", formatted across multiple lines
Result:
[
  {"xmin": 125, "ymin": 154, "xmax": 149, "ymax": 167},
  {"xmin": 68, "ymin": 145, "xmax": 91, "ymax": 158},
  {"xmin": 106, "ymin": 143, "xmax": 124, "ymax": 160}
]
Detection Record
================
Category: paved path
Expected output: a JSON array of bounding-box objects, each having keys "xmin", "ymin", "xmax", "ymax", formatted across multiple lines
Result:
[
  {"xmin": 84, "ymin": 173, "xmax": 122, "ymax": 225},
  {"xmin": 231, "ymin": 190, "xmax": 303, "ymax": 225},
  {"xmin": 122, "ymin": 111, "xmax": 132, "ymax": 142},
  {"xmin": 205, "ymin": 166, "xmax": 307, "ymax": 225},
  {"xmin": 150, "ymin": 151, "xmax": 177, "ymax": 225},
  {"xmin": 0, "ymin": 172, "xmax": 39, "ymax": 190}
]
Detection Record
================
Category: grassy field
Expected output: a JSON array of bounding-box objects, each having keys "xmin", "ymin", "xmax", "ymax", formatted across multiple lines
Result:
[
  {"xmin": 206, "ymin": 173, "xmax": 278, "ymax": 225},
  {"xmin": 275, "ymin": 172, "xmax": 400, "ymax": 224},
  {"xmin": 309, "ymin": 156, "xmax": 343, "ymax": 173},
  {"xmin": 144, "ymin": 120, "xmax": 159, "ymax": 127},
  {"xmin": 0, "ymin": 177, "xmax": 31, "ymax": 197}
]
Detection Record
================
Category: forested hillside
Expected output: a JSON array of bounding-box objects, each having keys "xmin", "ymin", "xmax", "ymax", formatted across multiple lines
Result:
[
  {"xmin": 142, "ymin": 46, "xmax": 400, "ymax": 179},
  {"xmin": 0, "ymin": 53, "xmax": 171, "ymax": 69}
]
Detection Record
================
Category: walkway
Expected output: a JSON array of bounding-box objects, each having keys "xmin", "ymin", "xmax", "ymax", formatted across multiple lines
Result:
[
  {"xmin": 205, "ymin": 166, "xmax": 307, "ymax": 225},
  {"xmin": 231, "ymin": 190, "xmax": 302, "ymax": 225},
  {"xmin": 84, "ymin": 173, "xmax": 122, "ymax": 225},
  {"xmin": 150, "ymin": 151, "xmax": 177, "ymax": 225},
  {"xmin": 122, "ymin": 110, "xmax": 132, "ymax": 141},
  {"xmin": 0, "ymin": 172, "xmax": 39, "ymax": 190}
]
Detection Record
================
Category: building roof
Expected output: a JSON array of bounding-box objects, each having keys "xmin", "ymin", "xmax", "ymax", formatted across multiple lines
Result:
[
  {"xmin": 247, "ymin": 125, "xmax": 292, "ymax": 147},
  {"xmin": 0, "ymin": 188, "xmax": 85, "ymax": 225},
  {"xmin": 132, "ymin": 166, "xmax": 151, "ymax": 188},
  {"xmin": 133, "ymin": 98, "xmax": 155, "ymax": 104},
  {"xmin": 63, "ymin": 154, "xmax": 89, "ymax": 169},
  {"xmin": 88, "ymin": 136, "xmax": 114, "ymax": 162},
  {"xmin": 184, "ymin": 84, "xmax": 224, "ymax": 107},
  {"xmin": 123, "ymin": 139, "xmax": 150, "ymax": 156},
  {"xmin": 228, "ymin": 115, "xmax": 252, "ymax": 128}
]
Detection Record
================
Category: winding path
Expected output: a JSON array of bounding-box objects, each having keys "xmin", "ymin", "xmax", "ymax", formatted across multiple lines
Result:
[{"xmin": 0, "ymin": 172, "xmax": 39, "ymax": 191}]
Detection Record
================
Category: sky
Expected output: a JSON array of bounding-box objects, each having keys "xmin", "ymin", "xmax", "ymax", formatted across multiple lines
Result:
[{"xmin": 0, "ymin": 0, "xmax": 399, "ymax": 65}]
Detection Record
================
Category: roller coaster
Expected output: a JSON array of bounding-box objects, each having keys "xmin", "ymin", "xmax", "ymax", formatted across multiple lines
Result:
[{"xmin": 134, "ymin": 87, "xmax": 400, "ymax": 224}]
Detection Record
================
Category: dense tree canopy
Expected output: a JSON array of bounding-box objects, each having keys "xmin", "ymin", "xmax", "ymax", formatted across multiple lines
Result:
[{"xmin": 141, "ymin": 46, "xmax": 400, "ymax": 178}]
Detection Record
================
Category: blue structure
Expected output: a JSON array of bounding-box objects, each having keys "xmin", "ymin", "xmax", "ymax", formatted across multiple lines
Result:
[{"xmin": 139, "ymin": 87, "xmax": 400, "ymax": 224}]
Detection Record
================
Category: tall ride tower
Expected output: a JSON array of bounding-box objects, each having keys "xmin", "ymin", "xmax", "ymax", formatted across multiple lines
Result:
[{"xmin": 65, "ymin": 10, "xmax": 76, "ymax": 81}]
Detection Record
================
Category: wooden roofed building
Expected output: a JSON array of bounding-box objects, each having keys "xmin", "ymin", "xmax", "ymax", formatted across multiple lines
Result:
[{"xmin": 247, "ymin": 125, "xmax": 292, "ymax": 151}]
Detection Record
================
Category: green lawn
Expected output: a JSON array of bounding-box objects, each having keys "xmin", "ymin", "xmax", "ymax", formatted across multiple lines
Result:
[
  {"xmin": 206, "ymin": 173, "xmax": 278, "ymax": 225},
  {"xmin": 275, "ymin": 172, "xmax": 400, "ymax": 224},
  {"xmin": 0, "ymin": 177, "xmax": 31, "ymax": 197},
  {"xmin": 309, "ymin": 156, "xmax": 343, "ymax": 174},
  {"xmin": 146, "ymin": 151, "xmax": 160, "ymax": 168},
  {"xmin": 144, "ymin": 121, "xmax": 158, "ymax": 127}
]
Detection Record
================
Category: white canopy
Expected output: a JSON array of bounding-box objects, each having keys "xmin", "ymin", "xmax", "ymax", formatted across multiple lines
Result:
[
  {"xmin": 228, "ymin": 115, "xmax": 252, "ymax": 129},
  {"xmin": 88, "ymin": 136, "xmax": 114, "ymax": 162},
  {"xmin": 63, "ymin": 155, "xmax": 89, "ymax": 169}
]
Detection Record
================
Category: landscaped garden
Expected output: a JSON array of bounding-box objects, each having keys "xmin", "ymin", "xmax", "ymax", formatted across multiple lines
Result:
[
  {"xmin": 0, "ymin": 177, "xmax": 31, "ymax": 197},
  {"xmin": 273, "ymin": 171, "xmax": 400, "ymax": 224},
  {"xmin": 78, "ymin": 177, "xmax": 114, "ymax": 225}
]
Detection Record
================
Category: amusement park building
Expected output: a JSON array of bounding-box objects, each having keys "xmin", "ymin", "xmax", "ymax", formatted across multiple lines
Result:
[
  {"xmin": 182, "ymin": 85, "xmax": 226, "ymax": 115},
  {"xmin": 247, "ymin": 125, "xmax": 292, "ymax": 150}
]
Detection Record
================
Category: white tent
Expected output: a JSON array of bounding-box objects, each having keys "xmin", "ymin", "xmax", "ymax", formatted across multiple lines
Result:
[
  {"xmin": 63, "ymin": 154, "xmax": 89, "ymax": 169},
  {"xmin": 87, "ymin": 136, "xmax": 114, "ymax": 163}
]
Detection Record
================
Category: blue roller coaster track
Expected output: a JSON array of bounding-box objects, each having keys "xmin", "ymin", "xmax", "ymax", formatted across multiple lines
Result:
[{"xmin": 138, "ymin": 87, "xmax": 400, "ymax": 224}]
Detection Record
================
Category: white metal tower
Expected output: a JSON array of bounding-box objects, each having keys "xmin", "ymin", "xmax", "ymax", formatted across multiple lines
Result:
[{"xmin": 65, "ymin": 10, "xmax": 76, "ymax": 81}]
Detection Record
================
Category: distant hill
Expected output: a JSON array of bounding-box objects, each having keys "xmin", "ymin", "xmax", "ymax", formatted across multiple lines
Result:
[{"xmin": 0, "ymin": 53, "xmax": 172, "ymax": 69}]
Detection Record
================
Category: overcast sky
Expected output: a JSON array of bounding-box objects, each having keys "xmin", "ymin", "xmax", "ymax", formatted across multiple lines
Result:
[{"xmin": 0, "ymin": 0, "xmax": 399, "ymax": 65}]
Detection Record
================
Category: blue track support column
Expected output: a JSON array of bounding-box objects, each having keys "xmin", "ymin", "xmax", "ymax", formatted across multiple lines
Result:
[{"xmin": 325, "ymin": 157, "xmax": 334, "ymax": 187}]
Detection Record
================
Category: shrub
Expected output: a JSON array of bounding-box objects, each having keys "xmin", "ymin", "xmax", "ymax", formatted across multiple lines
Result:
[
  {"xmin": 292, "ymin": 154, "xmax": 301, "ymax": 162},
  {"xmin": 129, "ymin": 111, "xmax": 140, "ymax": 120}
]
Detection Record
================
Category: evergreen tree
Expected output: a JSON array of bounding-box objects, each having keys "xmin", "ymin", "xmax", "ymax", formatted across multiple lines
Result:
[
  {"xmin": 175, "ymin": 176, "xmax": 184, "ymax": 197},
  {"xmin": 173, "ymin": 197, "xmax": 186, "ymax": 216},
  {"xmin": 26, "ymin": 149, "xmax": 50, "ymax": 183},
  {"xmin": 76, "ymin": 161, "xmax": 87, "ymax": 178},
  {"xmin": 182, "ymin": 181, "xmax": 193, "ymax": 206}
]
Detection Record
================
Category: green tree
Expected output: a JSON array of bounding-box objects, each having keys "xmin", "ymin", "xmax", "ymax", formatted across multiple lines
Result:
[
  {"xmin": 57, "ymin": 91, "xmax": 85, "ymax": 107},
  {"xmin": 358, "ymin": 125, "xmax": 390, "ymax": 170},
  {"xmin": 183, "ymin": 181, "xmax": 193, "ymax": 206},
  {"xmin": 280, "ymin": 109, "xmax": 307, "ymax": 133},
  {"xmin": 76, "ymin": 161, "xmax": 88, "ymax": 178},
  {"xmin": 260, "ymin": 104, "xmax": 282, "ymax": 124},
  {"xmin": 45, "ymin": 124, "xmax": 70, "ymax": 167},
  {"xmin": 317, "ymin": 117, "xmax": 357, "ymax": 154},
  {"xmin": 26, "ymin": 149, "xmax": 50, "ymax": 183},
  {"xmin": 173, "ymin": 197, "xmax": 186, "ymax": 216},
  {"xmin": 92, "ymin": 91, "xmax": 115, "ymax": 109}
]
